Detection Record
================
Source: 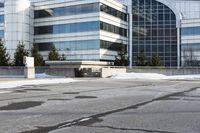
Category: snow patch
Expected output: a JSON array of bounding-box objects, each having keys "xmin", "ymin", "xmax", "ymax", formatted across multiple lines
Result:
[
  {"xmin": 35, "ymin": 73, "xmax": 64, "ymax": 78},
  {"xmin": 111, "ymin": 73, "xmax": 200, "ymax": 80},
  {"xmin": 0, "ymin": 78, "xmax": 76, "ymax": 89},
  {"xmin": 0, "ymin": 73, "xmax": 65, "ymax": 78},
  {"xmin": 111, "ymin": 73, "xmax": 167, "ymax": 80},
  {"xmin": 0, "ymin": 91, "xmax": 13, "ymax": 94},
  {"xmin": 168, "ymin": 75, "xmax": 200, "ymax": 80},
  {"xmin": 0, "ymin": 75, "xmax": 24, "ymax": 78}
]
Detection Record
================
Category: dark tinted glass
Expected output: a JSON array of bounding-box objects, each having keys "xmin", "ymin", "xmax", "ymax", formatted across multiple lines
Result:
[
  {"xmin": 100, "ymin": 40, "xmax": 127, "ymax": 52},
  {"xmin": 181, "ymin": 43, "xmax": 200, "ymax": 67},
  {"xmin": 100, "ymin": 22, "xmax": 127, "ymax": 37},
  {"xmin": 0, "ymin": 3, "xmax": 4, "ymax": 8},
  {"xmin": 100, "ymin": 3, "xmax": 127, "ymax": 21},
  {"xmin": 36, "ymin": 40, "xmax": 100, "ymax": 51}
]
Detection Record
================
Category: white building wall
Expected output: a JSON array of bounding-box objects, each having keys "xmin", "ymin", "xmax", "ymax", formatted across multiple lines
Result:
[
  {"xmin": 4, "ymin": 0, "xmax": 33, "ymax": 58},
  {"xmin": 173, "ymin": 0, "xmax": 200, "ymax": 19}
]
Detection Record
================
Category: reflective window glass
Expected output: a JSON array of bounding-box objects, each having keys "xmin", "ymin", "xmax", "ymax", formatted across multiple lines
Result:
[
  {"xmin": 34, "ymin": 3, "xmax": 99, "ymax": 18},
  {"xmin": 132, "ymin": 0, "xmax": 177, "ymax": 66}
]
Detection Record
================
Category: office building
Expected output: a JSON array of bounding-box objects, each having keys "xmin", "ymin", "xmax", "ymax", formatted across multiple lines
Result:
[{"xmin": 1, "ymin": 0, "xmax": 200, "ymax": 67}]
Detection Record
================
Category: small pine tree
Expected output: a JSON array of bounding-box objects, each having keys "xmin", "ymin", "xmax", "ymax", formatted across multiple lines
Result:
[
  {"xmin": 151, "ymin": 54, "xmax": 162, "ymax": 66},
  {"xmin": 31, "ymin": 43, "xmax": 44, "ymax": 66},
  {"xmin": 48, "ymin": 46, "xmax": 60, "ymax": 61},
  {"xmin": 60, "ymin": 54, "xmax": 66, "ymax": 61},
  {"xmin": 114, "ymin": 48, "xmax": 128, "ymax": 66},
  {"xmin": 0, "ymin": 40, "xmax": 10, "ymax": 66},
  {"xmin": 136, "ymin": 50, "xmax": 146, "ymax": 66},
  {"xmin": 14, "ymin": 41, "xmax": 29, "ymax": 66}
]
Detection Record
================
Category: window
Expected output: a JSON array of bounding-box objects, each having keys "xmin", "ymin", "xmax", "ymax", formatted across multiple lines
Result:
[
  {"xmin": 182, "ymin": 27, "xmax": 200, "ymax": 36},
  {"xmin": 34, "ymin": 21, "xmax": 99, "ymax": 35},
  {"xmin": 0, "ymin": 15, "xmax": 4, "ymax": 23},
  {"xmin": 34, "ymin": 3, "xmax": 99, "ymax": 18},
  {"xmin": 0, "ymin": 30, "xmax": 4, "ymax": 38},
  {"xmin": 100, "ymin": 40, "xmax": 127, "ymax": 52},
  {"xmin": 36, "ymin": 40, "xmax": 100, "ymax": 51},
  {"xmin": 100, "ymin": 3, "xmax": 127, "ymax": 21},
  {"xmin": 100, "ymin": 22, "xmax": 127, "ymax": 37}
]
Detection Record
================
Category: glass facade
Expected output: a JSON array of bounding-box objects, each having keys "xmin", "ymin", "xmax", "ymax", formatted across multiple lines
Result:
[
  {"xmin": 132, "ymin": 0, "xmax": 178, "ymax": 66},
  {"xmin": 35, "ymin": 21, "xmax": 127, "ymax": 37},
  {"xmin": 36, "ymin": 40, "xmax": 126, "ymax": 53},
  {"xmin": 34, "ymin": 3, "xmax": 99, "ymax": 18},
  {"xmin": 100, "ymin": 3, "xmax": 127, "ymax": 21},
  {"xmin": 0, "ymin": 30, "xmax": 4, "ymax": 38},
  {"xmin": 182, "ymin": 27, "xmax": 200, "ymax": 36},
  {"xmin": 34, "ymin": 21, "xmax": 99, "ymax": 35},
  {"xmin": 0, "ymin": 15, "xmax": 4, "ymax": 23}
]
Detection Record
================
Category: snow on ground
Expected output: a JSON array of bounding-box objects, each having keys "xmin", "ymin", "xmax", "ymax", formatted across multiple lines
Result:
[
  {"xmin": 111, "ymin": 73, "xmax": 167, "ymax": 80},
  {"xmin": 0, "ymin": 73, "xmax": 65, "ymax": 78},
  {"xmin": 0, "ymin": 91, "xmax": 13, "ymax": 94},
  {"xmin": 111, "ymin": 73, "xmax": 200, "ymax": 80},
  {"xmin": 0, "ymin": 75, "xmax": 24, "ymax": 78},
  {"xmin": 168, "ymin": 75, "xmax": 200, "ymax": 80},
  {"xmin": 0, "ymin": 78, "xmax": 76, "ymax": 89},
  {"xmin": 35, "ymin": 73, "xmax": 65, "ymax": 78}
]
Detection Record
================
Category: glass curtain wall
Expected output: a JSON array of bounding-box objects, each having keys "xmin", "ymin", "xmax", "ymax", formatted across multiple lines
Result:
[{"xmin": 132, "ymin": 0, "xmax": 178, "ymax": 66}]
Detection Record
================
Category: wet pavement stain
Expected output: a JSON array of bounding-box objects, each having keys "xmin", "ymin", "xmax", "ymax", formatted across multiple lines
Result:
[
  {"xmin": 75, "ymin": 96, "xmax": 98, "ymax": 99},
  {"xmin": 13, "ymin": 90, "xmax": 27, "ymax": 93},
  {"xmin": 12, "ymin": 89, "xmax": 50, "ymax": 93},
  {"xmin": 63, "ymin": 92, "xmax": 80, "ymax": 95},
  {"xmin": 23, "ymin": 89, "xmax": 50, "ymax": 91},
  {"xmin": 47, "ymin": 99, "xmax": 71, "ymax": 101},
  {"xmin": 182, "ymin": 98, "xmax": 200, "ymax": 101},
  {"xmin": 0, "ymin": 101, "xmax": 44, "ymax": 110}
]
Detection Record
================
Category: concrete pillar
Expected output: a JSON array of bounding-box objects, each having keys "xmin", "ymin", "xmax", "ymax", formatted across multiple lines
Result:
[
  {"xmin": 24, "ymin": 67, "xmax": 35, "ymax": 79},
  {"xmin": 24, "ymin": 56, "xmax": 35, "ymax": 79}
]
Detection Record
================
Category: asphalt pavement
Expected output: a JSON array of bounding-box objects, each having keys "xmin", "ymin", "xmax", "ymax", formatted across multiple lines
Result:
[{"xmin": 0, "ymin": 78, "xmax": 200, "ymax": 133}]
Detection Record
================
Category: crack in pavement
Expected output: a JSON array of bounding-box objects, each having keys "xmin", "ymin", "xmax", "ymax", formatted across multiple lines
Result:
[
  {"xmin": 86, "ymin": 125, "xmax": 176, "ymax": 133},
  {"xmin": 20, "ymin": 87, "xmax": 199, "ymax": 133}
]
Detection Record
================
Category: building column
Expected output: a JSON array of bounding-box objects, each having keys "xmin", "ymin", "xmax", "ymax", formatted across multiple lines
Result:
[
  {"xmin": 177, "ymin": 27, "xmax": 181, "ymax": 69},
  {"xmin": 127, "ymin": 0, "xmax": 133, "ymax": 68}
]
